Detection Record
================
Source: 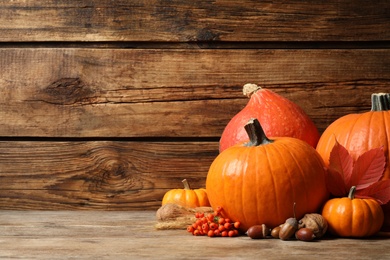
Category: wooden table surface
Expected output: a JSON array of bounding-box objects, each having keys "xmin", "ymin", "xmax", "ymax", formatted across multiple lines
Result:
[{"xmin": 0, "ymin": 210, "xmax": 389, "ymax": 260}]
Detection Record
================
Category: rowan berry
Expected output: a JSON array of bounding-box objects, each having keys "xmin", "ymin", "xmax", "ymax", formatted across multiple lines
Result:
[
  {"xmin": 234, "ymin": 221, "xmax": 240, "ymax": 229},
  {"xmin": 228, "ymin": 230, "xmax": 236, "ymax": 237},
  {"xmin": 224, "ymin": 222, "xmax": 232, "ymax": 230},
  {"xmin": 207, "ymin": 230, "xmax": 215, "ymax": 237},
  {"xmin": 209, "ymin": 222, "xmax": 218, "ymax": 230},
  {"xmin": 187, "ymin": 226, "xmax": 194, "ymax": 233}
]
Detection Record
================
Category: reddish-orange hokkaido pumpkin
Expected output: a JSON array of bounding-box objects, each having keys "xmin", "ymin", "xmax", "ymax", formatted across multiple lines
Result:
[
  {"xmin": 322, "ymin": 186, "xmax": 384, "ymax": 237},
  {"xmin": 316, "ymin": 93, "xmax": 390, "ymax": 231},
  {"xmin": 219, "ymin": 84, "xmax": 320, "ymax": 152},
  {"xmin": 207, "ymin": 118, "xmax": 328, "ymax": 231}
]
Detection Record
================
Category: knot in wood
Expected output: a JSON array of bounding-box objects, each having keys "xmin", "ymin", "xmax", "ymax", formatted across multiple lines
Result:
[
  {"xmin": 42, "ymin": 78, "xmax": 94, "ymax": 105},
  {"xmin": 87, "ymin": 147, "xmax": 138, "ymax": 194},
  {"xmin": 102, "ymin": 158, "xmax": 129, "ymax": 179}
]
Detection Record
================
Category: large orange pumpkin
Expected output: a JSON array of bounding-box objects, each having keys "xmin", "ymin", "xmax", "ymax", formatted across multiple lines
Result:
[
  {"xmin": 206, "ymin": 118, "xmax": 328, "ymax": 231},
  {"xmin": 316, "ymin": 92, "xmax": 390, "ymax": 231},
  {"xmin": 219, "ymin": 83, "xmax": 320, "ymax": 152},
  {"xmin": 322, "ymin": 186, "xmax": 384, "ymax": 237}
]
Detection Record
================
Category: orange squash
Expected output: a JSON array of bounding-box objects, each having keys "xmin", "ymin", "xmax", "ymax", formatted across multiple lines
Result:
[
  {"xmin": 322, "ymin": 186, "xmax": 384, "ymax": 237},
  {"xmin": 207, "ymin": 118, "xmax": 328, "ymax": 231},
  {"xmin": 316, "ymin": 93, "xmax": 390, "ymax": 231},
  {"xmin": 162, "ymin": 179, "xmax": 210, "ymax": 208},
  {"xmin": 316, "ymin": 93, "xmax": 390, "ymax": 180},
  {"xmin": 219, "ymin": 83, "xmax": 320, "ymax": 152}
]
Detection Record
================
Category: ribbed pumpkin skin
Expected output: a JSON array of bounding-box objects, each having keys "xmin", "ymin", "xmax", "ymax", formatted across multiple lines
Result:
[
  {"xmin": 206, "ymin": 137, "xmax": 328, "ymax": 231},
  {"xmin": 317, "ymin": 94, "xmax": 390, "ymax": 232},
  {"xmin": 219, "ymin": 87, "xmax": 320, "ymax": 152},
  {"xmin": 322, "ymin": 196, "xmax": 384, "ymax": 237},
  {"xmin": 162, "ymin": 188, "xmax": 210, "ymax": 208},
  {"xmin": 316, "ymin": 110, "xmax": 390, "ymax": 180}
]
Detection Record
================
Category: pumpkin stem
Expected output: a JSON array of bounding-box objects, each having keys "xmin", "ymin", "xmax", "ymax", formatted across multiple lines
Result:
[
  {"xmin": 371, "ymin": 93, "xmax": 390, "ymax": 111},
  {"xmin": 243, "ymin": 83, "xmax": 261, "ymax": 98},
  {"xmin": 348, "ymin": 186, "xmax": 357, "ymax": 200},
  {"xmin": 182, "ymin": 179, "xmax": 191, "ymax": 190},
  {"xmin": 244, "ymin": 118, "xmax": 273, "ymax": 146}
]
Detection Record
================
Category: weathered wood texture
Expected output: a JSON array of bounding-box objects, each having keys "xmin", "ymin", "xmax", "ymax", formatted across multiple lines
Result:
[
  {"xmin": 0, "ymin": 211, "xmax": 389, "ymax": 259},
  {"xmin": 1, "ymin": 49, "xmax": 389, "ymax": 138},
  {"xmin": 0, "ymin": 0, "xmax": 389, "ymax": 42},
  {"xmin": 0, "ymin": 1, "xmax": 389, "ymax": 210},
  {"xmin": 0, "ymin": 141, "xmax": 217, "ymax": 210}
]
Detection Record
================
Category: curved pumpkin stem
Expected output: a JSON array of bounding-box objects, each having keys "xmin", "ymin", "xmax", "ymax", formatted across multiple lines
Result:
[
  {"xmin": 244, "ymin": 118, "xmax": 273, "ymax": 147},
  {"xmin": 182, "ymin": 179, "xmax": 191, "ymax": 190},
  {"xmin": 371, "ymin": 93, "xmax": 390, "ymax": 111},
  {"xmin": 348, "ymin": 186, "xmax": 357, "ymax": 200},
  {"xmin": 243, "ymin": 83, "xmax": 261, "ymax": 98}
]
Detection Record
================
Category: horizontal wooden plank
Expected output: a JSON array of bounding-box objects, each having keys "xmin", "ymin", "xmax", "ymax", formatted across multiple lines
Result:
[
  {"xmin": 0, "ymin": 141, "xmax": 217, "ymax": 210},
  {"xmin": 0, "ymin": 1, "xmax": 389, "ymax": 42},
  {"xmin": 0, "ymin": 211, "xmax": 389, "ymax": 259},
  {"xmin": 0, "ymin": 48, "xmax": 389, "ymax": 137}
]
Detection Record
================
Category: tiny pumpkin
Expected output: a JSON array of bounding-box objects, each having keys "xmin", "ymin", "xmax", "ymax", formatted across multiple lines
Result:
[
  {"xmin": 207, "ymin": 118, "xmax": 328, "ymax": 231},
  {"xmin": 321, "ymin": 186, "xmax": 384, "ymax": 237},
  {"xmin": 162, "ymin": 179, "xmax": 210, "ymax": 208}
]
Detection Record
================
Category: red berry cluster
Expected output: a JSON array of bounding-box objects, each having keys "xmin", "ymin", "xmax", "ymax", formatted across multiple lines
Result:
[{"xmin": 186, "ymin": 206, "xmax": 241, "ymax": 237}]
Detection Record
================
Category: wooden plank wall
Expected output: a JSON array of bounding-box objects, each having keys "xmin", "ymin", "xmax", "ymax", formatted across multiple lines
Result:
[{"xmin": 0, "ymin": 1, "xmax": 389, "ymax": 210}]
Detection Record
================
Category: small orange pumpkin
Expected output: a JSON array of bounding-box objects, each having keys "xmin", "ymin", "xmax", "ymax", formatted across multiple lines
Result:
[
  {"xmin": 322, "ymin": 186, "xmax": 384, "ymax": 237},
  {"xmin": 207, "ymin": 118, "xmax": 328, "ymax": 231},
  {"xmin": 162, "ymin": 179, "xmax": 210, "ymax": 208}
]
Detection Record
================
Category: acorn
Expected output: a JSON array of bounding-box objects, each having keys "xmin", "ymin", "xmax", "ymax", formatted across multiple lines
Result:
[
  {"xmin": 271, "ymin": 226, "xmax": 282, "ymax": 239},
  {"xmin": 295, "ymin": 227, "xmax": 315, "ymax": 241},
  {"xmin": 246, "ymin": 224, "xmax": 271, "ymax": 239},
  {"xmin": 279, "ymin": 202, "xmax": 299, "ymax": 240},
  {"xmin": 279, "ymin": 218, "xmax": 299, "ymax": 240}
]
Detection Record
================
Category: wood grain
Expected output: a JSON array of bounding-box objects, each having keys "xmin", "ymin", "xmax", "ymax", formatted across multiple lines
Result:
[
  {"xmin": 0, "ymin": 1, "xmax": 389, "ymax": 42},
  {"xmin": 1, "ymin": 1, "xmax": 390, "ymax": 211},
  {"xmin": 0, "ymin": 211, "xmax": 389, "ymax": 259},
  {"xmin": 0, "ymin": 141, "xmax": 217, "ymax": 210},
  {"xmin": 1, "ymin": 48, "xmax": 389, "ymax": 138}
]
